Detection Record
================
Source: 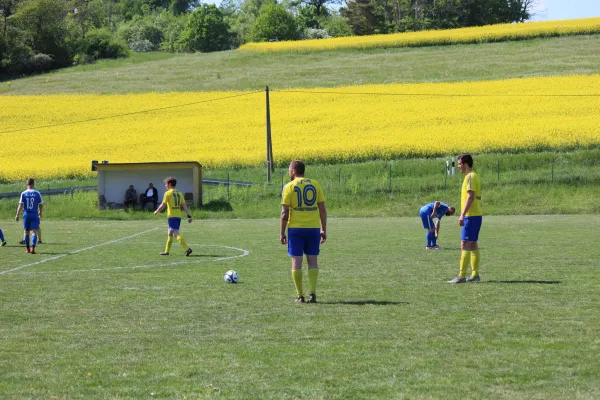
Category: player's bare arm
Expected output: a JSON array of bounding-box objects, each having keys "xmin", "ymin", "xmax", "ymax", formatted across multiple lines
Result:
[
  {"xmin": 280, "ymin": 205, "xmax": 290, "ymax": 244},
  {"xmin": 15, "ymin": 203, "xmax": 23, "ymax": 221},
  {"xmin": 435, "ymin": 219, "xmax": 440, "ymax": 238},
  {"xmin": 318, "ymin": 202, "xmax": 327, "ymax": 243},
  {"xmin": 459, "ymin": 191, "xmax": 475, "ymax": 226},
  {"xmin": 38, "ymin": 204, "xmax": 43, "ymax": 218},
  {"xmin": 431, "ymin": 201, "xmax": 440, "ymax": 219},
  {"xmin": 154, "ymin": 203, "xmax": 166, "ymax": 215},
  {"xmin": 182, "ymin": 203, "xmax": 192, "ymax": 223}
]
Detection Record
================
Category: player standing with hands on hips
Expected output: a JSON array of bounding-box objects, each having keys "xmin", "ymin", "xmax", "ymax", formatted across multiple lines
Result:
[
  {"xmin": 15, "ymin": 178, "xmax": 44, "ymax": 254},
  {"xmin": 154, "ymin": 176, "xmax": 193, "ymax": 257},
  {"xmin": 448, "ymin": 154, "xmax": 482, "ymax": 283},
  {"xmin": 280, "ymin": 160, "xmax": 327, "ymax": 303}
]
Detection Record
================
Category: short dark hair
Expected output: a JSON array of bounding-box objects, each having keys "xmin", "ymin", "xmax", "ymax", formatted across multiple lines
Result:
[
  {"xmin": 27, "ymin": 178, "xmax": 35, "ymax": 186},
  {"xmin": 165, "ymin": 177, "xmax": 177, "ymax": 187},
  {"xmin": 458, "ymin": 154, "xmax": 473, "ymax": 168},
  {"xmin": 290, "ymin": 160, "xmax": 305, "ymax": 175}
]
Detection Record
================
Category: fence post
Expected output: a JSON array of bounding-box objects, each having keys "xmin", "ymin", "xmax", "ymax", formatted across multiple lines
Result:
[
  {"xmin": 551, "ymin": 159, "xmax": 554, "ymax": 182},
  {"xmin": 265, "ymin": 86, "xmax": 272, "ymax": 184},
  {"xmin": 338, "ymin": 169, "xmax": 341, "ymax": 185},
  {"xmin": 389, "ymin": 163, "xmax": 392, "ymax": 192},
  {"xmin": 451, "ymin": 156, "xmax": 455, "ymax": 176},
  {"xmin": 227, "ymin": 172, "xmax": 230, "ymax": 203},
  {"xmin": 497, "ymin": 159, "xmax": 500, "ymax": 182}
]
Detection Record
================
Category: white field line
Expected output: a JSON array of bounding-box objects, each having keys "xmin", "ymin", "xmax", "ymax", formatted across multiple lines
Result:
[
  {"xmin": 8, "ymin": 245, "xmax": 250, "ymax": 275},
  {"xmin": 0, "ymin": 228, "xmax": 159, "ymax": 276}
]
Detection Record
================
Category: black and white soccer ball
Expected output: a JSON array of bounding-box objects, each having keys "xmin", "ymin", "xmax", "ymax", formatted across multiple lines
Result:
[{"xmin": 224, "ymin": 270, "xmax": 238, "ymax": 284}]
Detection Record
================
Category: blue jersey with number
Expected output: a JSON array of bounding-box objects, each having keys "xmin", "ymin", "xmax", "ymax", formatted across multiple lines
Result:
[
  {"xmin": 19, "ymin": 189, "xmax": 43, "ymax": 215},
  {"xmin": 420, "ymin": 202, "xmax": 449, "ymax": 220}
]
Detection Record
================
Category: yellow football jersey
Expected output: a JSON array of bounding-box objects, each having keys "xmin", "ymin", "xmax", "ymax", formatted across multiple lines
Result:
[
  {"xmin": 281, "ymin": 177, "xmax": 325, "ymax": 229},
  {"xmin": 461, "ymin": 172, "xmax": 482, "ymax": 217},
  {"xmin": 162, "ymin": 189, "xmax": 184, "ymax": 218}
]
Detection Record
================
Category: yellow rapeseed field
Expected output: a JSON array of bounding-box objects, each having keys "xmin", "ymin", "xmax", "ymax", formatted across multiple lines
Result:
[
  {"xmin": 239, "ymin": 17, "xmax": 600, "ymax": 53},
  {"xmin": 1, "ymin": 74, "xmax": 599, "ymax": 181}
]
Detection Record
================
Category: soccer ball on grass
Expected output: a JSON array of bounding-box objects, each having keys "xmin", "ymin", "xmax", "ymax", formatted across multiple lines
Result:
[{"xmin": 224, "ymin": 270, "xmax": 238, "ymax": 284}]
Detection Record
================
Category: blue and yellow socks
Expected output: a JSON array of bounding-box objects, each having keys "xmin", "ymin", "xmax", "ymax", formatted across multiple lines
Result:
[{"xmin": 0, "ymin": 229, "xmax": 5, "ymax": 243}]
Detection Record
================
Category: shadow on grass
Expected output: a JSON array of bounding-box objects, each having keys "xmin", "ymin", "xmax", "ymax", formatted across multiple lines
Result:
[
  {"xmin": 483, "ymin": 280, "xmax": 561, "ymax": 284},
  {"xmin": 202, "ymin": 199, "xmax": 233, "ymax": 212},
  {"xmin": 321, "ymin": 300, "xmax": 410, "ymax": 306},
  {"xmin": 186, "ymin": 254, "xmax": 224, "ymax": 258}
]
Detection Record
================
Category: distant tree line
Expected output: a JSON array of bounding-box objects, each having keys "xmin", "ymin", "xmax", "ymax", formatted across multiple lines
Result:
[{"xmin": 0, "ymin": 0, "xmax": 534, "ymax": 77}]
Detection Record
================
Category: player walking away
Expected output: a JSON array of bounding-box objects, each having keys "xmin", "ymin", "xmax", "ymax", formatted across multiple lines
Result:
[
  {"xmin": 419, "ymin": 201, "xmax": 455, "ymax": 249},
  {"xmin": 448, "ymin": 154, "xmax": 483, "ymax": 283},
  {"xmin": 15, "ymin": 178, "xmax": 44, "ymax": 254},
  {"xmin": 280, "ymin": 160, "xmax": 327, "ymax": 303},
  {"xmin": 154, "ymin": 176, "xmax": 193, "ymax": 256}
]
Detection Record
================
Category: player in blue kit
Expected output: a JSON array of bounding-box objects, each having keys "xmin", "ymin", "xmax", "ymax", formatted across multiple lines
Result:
[
  {"xmin": 15, "ymin": 178, "xmax": 44, "ymax": 254},
  {"xmin": 419, "ymin": 201, "xmax": 455, "ymax": 249},
  {"xmin": 0, "ymin": 226, "xmax": 6, "ymax": 246}
]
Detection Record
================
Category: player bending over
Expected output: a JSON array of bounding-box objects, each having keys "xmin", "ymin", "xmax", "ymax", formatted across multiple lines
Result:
[
  {"xmin": 15, "ymin": 178, "xmax": 44, "ymax": 254},
  {"xmin": 419, "ymin": 201, "xmax": 455, "ymax": 249},
  {"xmin": 280, "ymin": 160, "xmax": 327, "ymax": 304},
  {"xmin": 154, "ymin": 176, "xmax": 193, "ymax": 257}
]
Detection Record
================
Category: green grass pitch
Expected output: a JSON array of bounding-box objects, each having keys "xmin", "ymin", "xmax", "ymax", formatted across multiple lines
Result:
[{"xmin": 0, "ymin": 216, "xmax": 599, "ymax": 399}]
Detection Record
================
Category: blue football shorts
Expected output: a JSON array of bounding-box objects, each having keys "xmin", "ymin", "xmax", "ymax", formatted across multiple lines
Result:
[
  {"xmin": 168, "ymin": 217, "xmax": 181, "ymax": 231},
  {"xmin": 288, "ymin": 228, "xmax": 321, "ymax": 257},
  {"xmin": 23, "ymin": 214, "xmax": 40, "ymax": 231},
  {"xmin": 419, "ymin": 210, "xmax": 435, "ymax": 230},
  {"xmin": 461, "ymin": 216, "xmax": 482, "ymax": 242}
]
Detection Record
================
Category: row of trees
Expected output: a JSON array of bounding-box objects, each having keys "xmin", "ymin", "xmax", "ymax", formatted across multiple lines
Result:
[{"xmin": 0, "ymin": 0, "xmax": 535, "ymax": 77}]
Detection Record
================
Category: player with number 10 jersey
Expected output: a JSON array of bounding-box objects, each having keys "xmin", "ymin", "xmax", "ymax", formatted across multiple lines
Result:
[{"xmin": 280, "ymin": 160, "xmax": 327, "ymax": 304}]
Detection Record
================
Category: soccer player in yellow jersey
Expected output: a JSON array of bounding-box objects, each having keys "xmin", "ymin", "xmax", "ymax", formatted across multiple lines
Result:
[
  {"xmin": 153, "ymin": 176, "xmax": 193, "ymax": 257},
  {"xmin": 448, "ymin": 154, "xmax": 483, "ymax": 283},
  {"xmin": 280, "ymin": 161, "xmax": 327, "ymax": 303}
]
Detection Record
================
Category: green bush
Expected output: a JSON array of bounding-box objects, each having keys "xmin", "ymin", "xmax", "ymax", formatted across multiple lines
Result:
[
  {"xmin": 118, "ymin": 15, "xmax": 164, "ymax": 51},
  {"xmin": 249, "ymin": 3, "xmax": 299, "ymax": 42},
  {"xmin": 83, "ymin": 28, "xmax": 129, "ymax": 58},
  {"xmin": 180, "ymin": 4, "xmax": 232, "ymax": 52}
]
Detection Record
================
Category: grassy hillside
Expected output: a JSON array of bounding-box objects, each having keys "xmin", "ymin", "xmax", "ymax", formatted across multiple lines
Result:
[{"xmin": 1, "ymin": 34, "xmax": 600, "ymax": 95}]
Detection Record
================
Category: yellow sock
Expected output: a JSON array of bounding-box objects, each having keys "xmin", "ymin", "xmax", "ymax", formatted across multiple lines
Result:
[
  {"xmin": 177, "ymin": 235, "xmax": 189, "ymax": 250},
  {"xmin": 471, "ymin": 248, "xmax": 480, "ymax": 277},
  {"xmin": 459, "ymin": 250, "xmax": 471, "ymax": 278},
  {"xmin": 165, "ymin": 236, "xmax": 174, "ymax": 253},
  {"xmin": 308, "ymin": 268, "xmax": 319, "ymax": 295},
  {"xmin": 292, "ymin": 269, "xmax": 303, "ymax": 298}
]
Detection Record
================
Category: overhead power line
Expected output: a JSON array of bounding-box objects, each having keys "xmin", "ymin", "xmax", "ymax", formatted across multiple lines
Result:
[
  {"xmin": 0, "ymin": 91, "xmax": 262, "ymax": 135},
  {"xmin": 273, "ymin": 89, "xmax": 600, "ymax": 97}
]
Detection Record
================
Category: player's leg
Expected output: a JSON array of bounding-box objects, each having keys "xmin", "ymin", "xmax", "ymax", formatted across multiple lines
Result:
[
  {"xmin": 0, "ymin": 228, "xmax": 6, "ymax": 245},
  {"xmin": 175, "ymin": 228, "xmax": 191, "ymax": 254},
  {"xmin": 30, "ymin": 229, "xmax": 38, "ymax": 254},
  {"xmin": 420, "ymin": 212, "xmax": 434, "ymax": 248},
  {"xmin": 161, "ymin": 219, "xmax": 178, "ymax": 255},
  {"xmin": 305, "ymin": 228, "xmax": 321, "ymax": 303},
  {"xmin": 466, "ymin": 217, "xmax": 482, "ymax": 282},
  {"xmin": 37, "ymin": 225, "xmax": 42, "ymax": 244},
  {"xmin": 448, "ymin": 223, "xmax": 471, "ymax": 283},
  {"xmin": 288, "ymin": 228, "xmax": 305, "ymax": 302}
]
